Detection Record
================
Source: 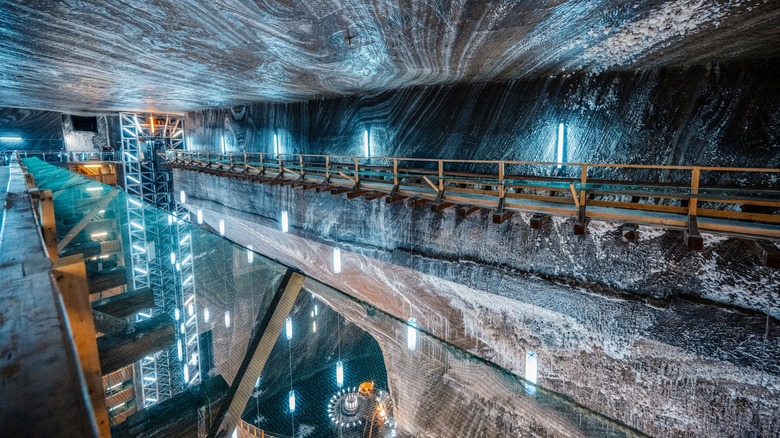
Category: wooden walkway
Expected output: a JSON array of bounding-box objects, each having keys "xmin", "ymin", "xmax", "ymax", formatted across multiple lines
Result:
[{"xmin": 163, "ymin": 151, "xmax": 780, "ymax": 249}]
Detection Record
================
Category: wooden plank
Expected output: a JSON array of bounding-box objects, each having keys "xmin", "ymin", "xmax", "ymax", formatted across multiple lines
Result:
[
  {"xmin": 430, "ymin": 201, "xmax": 455, "ymax": 212},
  {"xmin": 87, "ymin": 266, "xmax": 127, "ymax": 294},
  {"xmin": 58, "ymin": 189, "xmax": 119, "ymax": 251},
  {"xmin": 207, "ymin": 270, "xmax": 304, "ymax": 438},
  {"xmin": 52, "ymin": 254, "xmax": 111, "ymax": 437},
  {"xmin": 96, "ymin": 314, "xmax": 176, "ymax": 374},
  {"xmin": 91, "ymin": 287, "xmax": 154, "ymax": 318}
]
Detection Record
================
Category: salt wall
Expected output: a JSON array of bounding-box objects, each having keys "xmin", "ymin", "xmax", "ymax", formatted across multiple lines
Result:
[
  {"xmin": 185, "ymin": 60, "xmax": 780, "ymax": 168},
  {"xmin": 0, "ymin": 107, "xmax": 120, "ymax": 151}
]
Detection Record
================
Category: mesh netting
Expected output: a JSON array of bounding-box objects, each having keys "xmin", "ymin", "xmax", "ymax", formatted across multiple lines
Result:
[{"xmin": 22, "ymin": 157, "xmax": 645, "ymax": 437}]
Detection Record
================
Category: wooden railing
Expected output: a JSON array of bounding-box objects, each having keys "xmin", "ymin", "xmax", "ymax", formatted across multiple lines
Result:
[{"xmin": 162, "ymin": 150, "xmax": 780, "ymax": 244}]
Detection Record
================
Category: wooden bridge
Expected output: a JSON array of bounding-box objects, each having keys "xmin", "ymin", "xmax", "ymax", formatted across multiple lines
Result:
[{"xmin": 162, "ymin": 151, "xmax": 780, "ymax": 255}]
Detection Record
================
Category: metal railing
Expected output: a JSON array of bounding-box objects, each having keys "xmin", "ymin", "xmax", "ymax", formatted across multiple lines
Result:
[
  {"xmin": 2, "ymin": 150, "xmax": 119, "ymax": 165},
  {"xmin": 163, "ymin": 150, "xmax": 780, "ymax": 240}
]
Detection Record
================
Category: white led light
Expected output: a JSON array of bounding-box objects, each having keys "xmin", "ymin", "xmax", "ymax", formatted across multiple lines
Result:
[
  {"xmin": 288, "ymin": 390, "xmax": 296, "ymax": 412},
  {"xmin": 363, "ymin": 129, "xmax": 370, "ymax": 157},
  {"xmin": 180, "ymin": 190, "xmax": 186, "ymax": 203},
  {"xmin": 177, "ymin": 339, "xmax": 183, "ymax": 360},
  {"xmin": 127, "ymin": 175, "xmax": 141, "ymax": 184},
  {"xmin": 188, "ymin": 303, "xmax": 194, "ymax": 316},
  {"xmin": 0, "ymin": 137, "xmax": 23, "ymax": 141},
  {"xmin": 197, "ymin": 209, "xmax": 203, "ymax": 224},
  {"xmin": 407, "ymin": 318, "xmax": 417, "ymax": 351},
  {"xmin": 130, "ymin": 221, "xmax": 144, "ymax": 230},
  {"xmin": 204, "ymin": 308, "xmax": 210, "ymax": 323},
  {"xmin": 332, "ymin": 248, "xmax": 342, "ymax": 274},
  {"xmin": 174, "ymin": 308, "xmax": 180, "ymax": 320},
  {"xmin": 286, "ymin": 317, "xmax": 293, "ymax": 340},
  {"xmin": 86, "ymin": 186, "xmax": 103, "ymax": 192},
  {"xmin": 525, "ymin": 351, "xmax": 538, "ymax": 385},
  {"xmin": 221, "ymin": 135, "xmax": 226, "ymax": 154},
  {"xmin": 91, "ymin": 231, "xmax": 108, "ymax": 238},
  {"xmin": 134, "ymin": 267, "xmax": 147, "ymax": 275},
  {"xmin": 556, "ymin": 123, "xmax": 565, "ymax": 169},
  {"xmin": 219, "ymin": 219, "xmax": 225, "ymax": 236},
  {"xmin": 336, "ymin": 360, "xmax": 344, "ymax": 388},
  {"xmin": 273, "ymin": 133, "xmax": 279, "ymax": 156},
  {"xmin": 225, "ymin": 311, "xmax": 231, "ymax": 328},
  {"xmin": 314, "ymin": 304, "xmax": 318, "ymax": 316},
  {"xmin": 312, "ymin": 321, "xmax": 317, "ymax": 332},
  {"xmin": 170, "ymin": 252, "xmax": 176, "ymax": 264},
  {"xmin": 247, "ymin": 245, "xmax": 254, "ymax": 263},
  {"xmin": 128, "ymin": 197, "xmax": 143, "ymax": 207},
  {"xmin": 281, "ymin": 211, "xmax": 289, "ymax": 233},
  {"xmin": 183, "ymin": 365, "xmax": 189, "ymax": 383}
]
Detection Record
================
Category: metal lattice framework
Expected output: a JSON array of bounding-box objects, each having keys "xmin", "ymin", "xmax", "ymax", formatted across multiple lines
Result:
[{"xmin": 120, "ymin": 113, "xmax": 199, "ymax": 408}]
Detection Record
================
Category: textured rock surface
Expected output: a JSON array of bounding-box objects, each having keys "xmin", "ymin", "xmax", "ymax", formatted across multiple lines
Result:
[
  {"xmin": 186, "ymin": 61, "xmax": 780, "ymax": 174},
  {"xmin": 0, "ymin": 107, "xmax": 121, "ymax": 151},
  {"xmin": 175, "ymin": 173, "xmax": 780, "ymax": 437},
  {"xmin": 1, "ymin": 1, "xmax": 779, "ymax": 112}
]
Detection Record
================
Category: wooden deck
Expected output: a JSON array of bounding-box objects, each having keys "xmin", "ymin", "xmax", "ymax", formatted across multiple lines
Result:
[
  {"xmin": 0, "ymin": 162, "xmax": 101, "ymax": 437},
  {"xmin": 163, "ymin": 151, "xmax": 780, "ymax": 245}
]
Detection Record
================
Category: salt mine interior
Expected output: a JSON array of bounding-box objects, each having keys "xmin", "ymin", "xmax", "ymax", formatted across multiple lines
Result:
[{"xmin": 1, "ymin": 1, "xmax": 779, "ymax": 437}]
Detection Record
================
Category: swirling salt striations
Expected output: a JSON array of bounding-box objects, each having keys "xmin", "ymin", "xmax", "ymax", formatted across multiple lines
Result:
[{"xmin": 0, "ymin": 0, "xmax": 778, "ymax": 112}]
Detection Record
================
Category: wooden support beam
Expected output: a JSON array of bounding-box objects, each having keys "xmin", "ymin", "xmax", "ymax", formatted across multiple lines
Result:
[
  {"xmin": 456, "ymin": 205, "xmax": 480, "ymax": 218},
  {"xmin": 574, "ymin": 206, "xmax": 589, "ymax": 235},
  {"xmin": 529, "ymin": 213, "xmax": 549, "ymax": 229},
  {"xmin": 87, "ymin": 266, "xmax": 128, "ymax": 294},
  {"xmin": 363, "ymin": 192, "xmax": 385, "ymax": 201},
  {"xmin": 96, "ymin": 314, "xmax": 176, "ymax": 374},
  {"xmin": 52, "ymin": 254, "xmax": 111, "ymax": 437},
  {"xmin": 406, "ymin": 197, "xmax": 430, "ymax": 208},
  {"xmin": 61, "ymin": 239, "xmax": 122, "ymax": 259},
  {"xmin": 58, "ymin": 189, "xmax": 119, "ymax": 251},
  {"xmin": 346, "ymin": 189, "xmax": 369, "ymax": 199},
  {"xmin": 492, "ymin": 198, "xmax": 513, "ymax": 224},
  {"xmin": 92, "ymin": 310, "xmax": 131, "ymax": 335},
  {"xmin": 422, "ymin": 175, "xmax": 440, "ymax": 193},
  {"xmin": 386, "ymin": 193, "xmax": 407, "ymax": 204},
  {"xmin": 751, "ymin": 240, "xmax": 780, "ymax": 268},
  {"xmin": 328, "ymin": 187, "xmax": 351, "ymax": 195},
  {"xmin": 621, "ymin": 223, "xmax": 639, "ymax": 241},
  {"xmin": 39, "ymin": 189, "xmax": 58, "ymax": 261},
  {"xmin": 685, "ymin": 216, "xmax": 704, "ymax": 250},
  {"xmin": 92, "ymin": 287, "xmax": 154, "ymax": 318},
  {"xmin": 337, "ymin": 171, "xmax": 355, "ymax": 184},
  {"xmin": 430, "ymin": 201, "xmax": 455, "ymax": 212},
  {"xmin": 207, "ymin": 270, "xmax": 304, "ymax": 438},
  {"xmin": 111, "ymin": 376, "xmax": 229, "ymax": 438}
]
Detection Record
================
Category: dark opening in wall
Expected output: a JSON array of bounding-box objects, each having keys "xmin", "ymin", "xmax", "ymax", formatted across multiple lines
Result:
[{"xmin": 72, "ymin": 115, "xmax": 98, "ymax": 132}]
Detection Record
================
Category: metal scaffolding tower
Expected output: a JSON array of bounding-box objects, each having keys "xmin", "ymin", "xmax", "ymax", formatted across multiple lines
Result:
[{"xmin": 120, "ymin": 113, "xmax": 200, "ymax": 408}]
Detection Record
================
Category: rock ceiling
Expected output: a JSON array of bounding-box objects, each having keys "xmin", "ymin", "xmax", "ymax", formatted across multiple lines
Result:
[{"xmin": 0, "ymin": 0, "xmax": 778, "ymax": 113}]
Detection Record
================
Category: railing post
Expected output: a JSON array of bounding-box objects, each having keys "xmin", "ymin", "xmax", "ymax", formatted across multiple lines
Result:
[
  {"xmin": 579, "ymin": 164, "xmax": 588, "ymax": 208},
  {"xmin": 299, "ymin": 154, "xmax": 305, "ymax": 179},
  {"xmin": 354, "ymin": 157, "xmax": 360, "ymax": 183},
  {"xmin": 438, "ymin": 160, "xmax": 444, "ymax": 192},
  {"xmin": 259, "ymin": 153, "xmax": 265, "ymax": 173},
  {"xmin": 244, "ymin": 152, "xmax": 247, "ymax": 163},
  {"xmin": 393, "ymin": 158, "xmax": 398, "ymax": 186},
  {"xmin": 498, "ymin": 161, "xmax": 505, "ymax": 198},
  {"xmin": 278, "ymin": 155, "xmax": 284, "ymax": 177},
  {"xmin": 326, "ymin": 156, "xmax": 331, "ymax": 180},
  {"xmin": 689, "ymin": 167, "xmax": 700, "ymax": 217}
]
